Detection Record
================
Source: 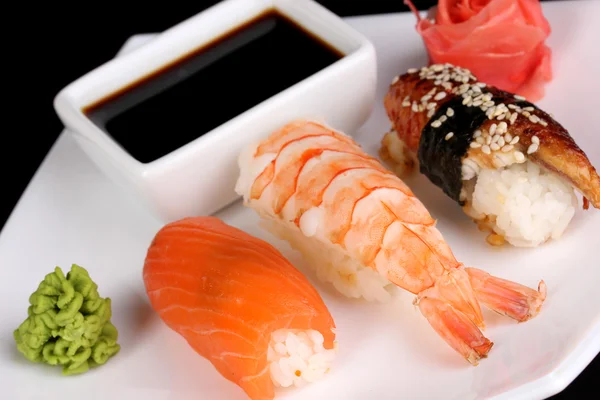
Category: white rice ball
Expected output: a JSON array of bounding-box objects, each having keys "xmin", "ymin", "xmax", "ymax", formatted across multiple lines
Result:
[
  {"xmin": 268, "ymin": 329, "xmax": 337, "ymax": 388},
  {"xmin": 468, "ymin": 160, "xmax": 577, "ymax": 247},
  {"xmin": 263, "ymin": 218, "xmax": 396, "ymax": 302}
]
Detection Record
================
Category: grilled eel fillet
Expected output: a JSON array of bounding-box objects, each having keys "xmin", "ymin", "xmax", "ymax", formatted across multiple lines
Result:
[{"xmin": 382, "ymin": 64, "xmax": 600, "ymax": 210}]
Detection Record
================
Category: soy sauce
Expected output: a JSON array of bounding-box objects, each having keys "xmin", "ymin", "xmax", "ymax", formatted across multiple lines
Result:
[{"xmin": 83, "ymin": 11, "xmax": 345, "ymax": 163}]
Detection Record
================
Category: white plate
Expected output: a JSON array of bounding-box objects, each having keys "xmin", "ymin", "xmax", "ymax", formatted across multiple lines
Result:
[{"xmin": 2, "ymin": 1, "xmax": 599, "ymax": 399}]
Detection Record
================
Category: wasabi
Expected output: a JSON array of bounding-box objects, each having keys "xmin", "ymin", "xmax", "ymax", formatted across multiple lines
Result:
[{"xmin": 13, "ymin": 264, "xmax": 120, "ymax": 375}]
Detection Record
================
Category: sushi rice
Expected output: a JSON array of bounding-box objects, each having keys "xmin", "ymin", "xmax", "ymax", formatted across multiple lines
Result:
[
  {"xmin": 268, "ymin": 329, "xmax": 337, "ymax": 388},
  {"xmin": 384, "ymin": 132, "xmax": 577, "ymax": 247},
  {"xmin": 264, "ymin": 218, "xmax": 396, "ymax": 302},
  {"xmin": 463, "ymin": 159, "xmax": 576, "ymax": 247}
]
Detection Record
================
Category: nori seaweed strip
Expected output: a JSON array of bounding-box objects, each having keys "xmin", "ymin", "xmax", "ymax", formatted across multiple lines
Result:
[{"xmin": 417, "ymin": 88, "xmax": 538, "ymax": 205}]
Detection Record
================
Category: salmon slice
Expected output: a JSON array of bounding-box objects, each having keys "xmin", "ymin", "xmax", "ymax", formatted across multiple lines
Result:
[{"xmin": 143, "ymin": 216, "xmax": 336, "ymax": 400}]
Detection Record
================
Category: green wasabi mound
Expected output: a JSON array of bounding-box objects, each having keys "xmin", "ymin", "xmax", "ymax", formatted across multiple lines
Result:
[{"xmin": 13, "ymin": 264, "xmax": 120, "ymax": 375}]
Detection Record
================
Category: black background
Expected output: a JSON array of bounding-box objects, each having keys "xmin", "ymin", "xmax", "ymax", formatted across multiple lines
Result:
[{"xmin": 3, "ymin": 1, "xmax": 596, "ymax": 398}]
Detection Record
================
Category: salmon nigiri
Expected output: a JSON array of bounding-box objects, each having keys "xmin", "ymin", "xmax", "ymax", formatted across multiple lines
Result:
[
  {"xmin": 235, "ymin": 120, "xmax": 546, "ymax": 365},
  {"xmin": 143, "ymin": 216, "xmax": 337, "ymax": 400}
]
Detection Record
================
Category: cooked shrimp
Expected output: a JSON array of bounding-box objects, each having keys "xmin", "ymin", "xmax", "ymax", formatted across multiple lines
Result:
[{"xmin": 235, "ymin": 120, "xmax": 547, "ymax": 365}]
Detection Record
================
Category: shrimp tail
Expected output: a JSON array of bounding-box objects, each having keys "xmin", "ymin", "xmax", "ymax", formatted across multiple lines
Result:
[
  {"xmin": 416, "ymin": 296, "xmax": 493, "ymax": 366},
  {"xmin": 414, "ymin": 267, "xmax": 491, "ymax": 365},
  {"xmin": 465, "ymin": 267, "xmax": 547, "ymax": 322}
]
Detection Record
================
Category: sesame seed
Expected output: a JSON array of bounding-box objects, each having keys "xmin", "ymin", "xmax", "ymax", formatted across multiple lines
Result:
[
  {"xmin": 473, "ymin": 130, "xmax": 482, "ymax": 138},
  {"xmin": 493, "ymin": 108, "xmax": 505, "ymax": 117},
  {"xmin": 445, "ymin": 132, "xmax": 454, "ymax": 140},
  {"xmin": 529, "ymin": 115, "xmax": 540, "ymax": 123},
  {"xmin": 505, "ymin": 133, "xmax": 513, "ymax": 142},
  {"xmin": 524, "ymin": 106, "xmax": 534, "ymax": 112},
  {"xmin": 462, "ymin": 96, "xmax": 472, "ymax": 105},
  {"xmin": 532, "ymin": 135, "xmax": 540, "ymax": 144},
  {"xmin": 421, "ymin": 95, "xmax": 432, "ymax": 102},
  {"xmin": 492, "ymin": 134, "xmax": 500, "ymax": 143},
  {"xmin": 490, "ymin": 143, "xmax": 500, "ymax": 151},
  {"xmin": 432, "ymin": 64, "xmax": 444, "ymax": 72},
  {"xmin": 493, "ymin": 155, "xmax": 506, "ymax": 168},
  {"xmin": 443, "ymin": 74, "xmax": 451, "ymax": 82},
  {"xmin": 482, "ymin": 145, "xmax": 491, "ymax": 154},
  {"xmin": 498, "ymin": 122, "xmax": 508, "ymax": 131},
  {"xmin": 476, "ymin": 82, "xmax": 486, "ymax": 88},
  {"xmin": 508, "ymin": 104, "xmax": 517, "ymax": 109},
  {"xmin": 446, "ymin": 108, "xmax": 455, "ymax": 117},
  {"xmin": 472, "ymin": 85, "xmax": 482, "ymax": 93},
  {"xmin": 472, "ymin": 100, "xmax": 483, "ymax": 107},
  {"xmin": 510, "ymin": 136, "xmax": 520, "ymax": 145},
  {"xmin": 498, "ymin": 137, "xmax": 506, "ymax": 147},
  {"xmin": 462, "ymin": 75, "xmax": 469, "ymax": 83},
  {"xmin": 514, "ymin": 94, "xmax": 526, "ymax": 101},
  {"xmin": 442, "ymin": 82, "xmax": 453, "ymax": 90},
  {"xmin": 510, "ymin": 113, "xmax": 518, "ymax": 125},
  {"xmin": 476, "ymin": 137, "xmax": 485, "ymax": 144},
  {"xmin": 502, "ymin": 144, "xmax": 514, "ymax": 152},
  {"xmin": 522, "ymin": 111, "xmax": 531, "ymax": 117},
  {"xmin": 427, "ymin": 102, "xmax": 437, "ymax": 110},
  {"xmin": 412, "ymin": 102, "xmax": 419, "ymax": 112},
  {"xmin": 427, "ymin": 109, "xmax": 435, "ymax": 118},
  {"xmin": 489, "ymin": 123, "xmax": 497, "ymax": 135},
  {"xmin": 392, "ymin": 76, "xmax": 399, "ymax": 84},
  {"xmin": 527, "ymin": 143, "xmax": 539, "ymax": 154},
  {"xmin": 431, "ymin": 120, "xmax": 442, "ymax": 128},
  {"xmin": 540, "ymin": 120, "xmax": 548, "ymax": 127},
  {"xmin": 486, "ymin": 136, "xmax": 492, "ymax": 145},
  {"xmin": 407, "ymin": 68, "xmax": 418, "ymax": 73},
  {"xmin": 434, "ymin": 80, "xmax": 442, "ymax": 85},
  {"xmin": 434, "ymin": 92, "xmax": 447, "ymax": 101},
  {"xmin": 402, "ymin": 101, "xmax": 411, "ymax": 107},
  {"xmin": 496, "ymin": 113, "xmax": 506, "ymax": 120},
  {"xmin": 514, "ymin": 151, "xmax": 525, "ymax": 162},
  {"xmin": 418, "ymin": 104, "xmax": 425, "ymax": 112},
  {"xmin": 484, "ymin": 100, "xmax": 495, "ymax": 107},
  {"xmin": 439, "ymin": 115, "xmax": 448, "ymax": 122}
]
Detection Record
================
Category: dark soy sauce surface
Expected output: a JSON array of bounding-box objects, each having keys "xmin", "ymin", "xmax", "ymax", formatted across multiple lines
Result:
[{"xmin": 84, "ymin": 11, "xmax": 344, "ymax": 163}]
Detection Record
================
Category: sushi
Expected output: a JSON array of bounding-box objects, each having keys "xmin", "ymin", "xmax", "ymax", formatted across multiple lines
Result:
[
  {"xmin": 143, "ymin": 216, "xmax": 337, "ymax": 400},
  {"xmin": 381, "ymin": 63, "xmax": 600, "ymax": 247},
  {"xmin": 235, "ymin": 119, "xmax": 546, "ymax": 365}
]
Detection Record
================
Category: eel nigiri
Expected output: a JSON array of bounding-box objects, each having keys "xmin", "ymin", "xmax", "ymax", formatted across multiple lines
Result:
[
  {"xmin": 143, "ymin": 216, "xmax": 336, "ymax": 400},
  {"xmin": 235, "ymin": 119, "xmax": 546, "ymax": 365},
  {"xmin": 381, "ymin": 63, "xmax": 600, "ymax": 247}
]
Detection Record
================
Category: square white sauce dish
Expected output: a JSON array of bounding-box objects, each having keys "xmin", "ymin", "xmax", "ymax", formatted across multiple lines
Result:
[{"xmin": 53, "ymin": 0, "xmax": 377, "ymax": 222}]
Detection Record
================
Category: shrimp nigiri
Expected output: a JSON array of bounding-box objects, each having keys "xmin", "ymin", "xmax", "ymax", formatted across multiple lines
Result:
[
  {"xmin": 381, "ymin": 63, "xmax": 600, "ymax": 247},
  {"xmin": 235, "ymin": 120, "xmax": 546, "ymax": 365},
  {"xmin": 143, "ymin": 216, "xmax": 337, "ymax": 400}
]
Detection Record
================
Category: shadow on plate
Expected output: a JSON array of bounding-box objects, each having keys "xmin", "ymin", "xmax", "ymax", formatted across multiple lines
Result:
[{"xmin": 116, "ymin": 292, "xmax": 158, "ymax": 353}]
